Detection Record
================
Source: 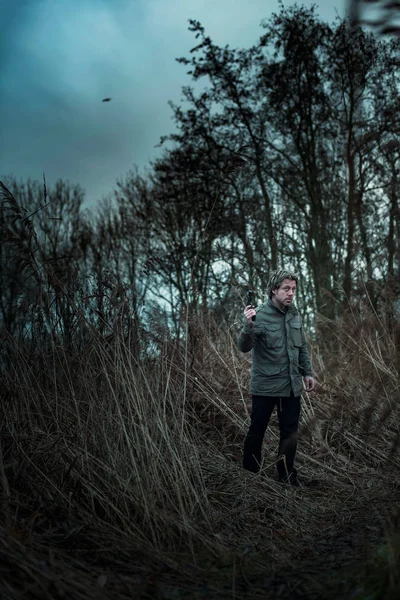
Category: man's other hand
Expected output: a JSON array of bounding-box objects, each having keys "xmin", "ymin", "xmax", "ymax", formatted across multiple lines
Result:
[
  {"xmin": 304, "ymin": 376, "xmax": 315, "ymax": 392},
  {"xmin": 244, "ymin": 305, "xmax": 256, "ymax": 325}
]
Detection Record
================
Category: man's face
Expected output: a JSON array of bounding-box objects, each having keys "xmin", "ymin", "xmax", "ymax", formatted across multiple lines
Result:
[{"xmin": 272, "ymin": 278, "xmax": 297, "ymax": 309}]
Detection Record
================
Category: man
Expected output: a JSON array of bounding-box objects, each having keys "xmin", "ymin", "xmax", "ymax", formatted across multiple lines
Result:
[{"xmin": 238, "ymin": 269, "xmax": 315, "ymax": 486}]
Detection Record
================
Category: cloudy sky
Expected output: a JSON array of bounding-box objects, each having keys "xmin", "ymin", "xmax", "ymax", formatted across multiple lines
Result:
[{"xmin": 1, "ymin": 0, "xmax": 348, "ymax": 208}]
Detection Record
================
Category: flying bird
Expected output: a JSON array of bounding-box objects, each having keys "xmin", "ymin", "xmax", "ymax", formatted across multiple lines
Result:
[{"xmin": 102, "ymin": 98, "xmax": 111, "ymax": 102}]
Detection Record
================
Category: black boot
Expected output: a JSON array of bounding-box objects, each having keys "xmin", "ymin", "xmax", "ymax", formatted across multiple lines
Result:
[{"xmin": 278, "ymin": 468, "xmax": 300, "ymax": 486}]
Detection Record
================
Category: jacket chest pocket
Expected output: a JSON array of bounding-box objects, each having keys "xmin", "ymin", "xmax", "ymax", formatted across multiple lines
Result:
[
  {"xmin": 289, "ymin": 322, "xmax": 302, "ymax": 347},
  {"xmin": 263, "ymin": 323, "xmax": 283, "ymax": 348}
]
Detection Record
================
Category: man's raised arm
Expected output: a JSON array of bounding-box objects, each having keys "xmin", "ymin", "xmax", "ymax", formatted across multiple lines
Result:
[{"xmin": 237, "ymin": 305, "xmax": 257, "ymax": 353}]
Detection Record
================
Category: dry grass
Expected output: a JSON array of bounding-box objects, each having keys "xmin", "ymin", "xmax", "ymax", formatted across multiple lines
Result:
[
  {"xmin": 1, "ymin": 180, "xmax": 400, "ymax": 599},
  {"xmin": 1, "ymin": 298, "xmax": 400, "ymax": 599}
]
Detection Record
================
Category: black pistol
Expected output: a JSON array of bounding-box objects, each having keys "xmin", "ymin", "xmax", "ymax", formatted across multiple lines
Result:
[{"xmin": 247, "ymin": 289, "xmax": 256, "ymax": 321}]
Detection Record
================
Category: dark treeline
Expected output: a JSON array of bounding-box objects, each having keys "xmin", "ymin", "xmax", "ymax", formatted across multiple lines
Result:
[{"xmin": 1, "ymin": 5, "xmax": 400, "ymax": 360}]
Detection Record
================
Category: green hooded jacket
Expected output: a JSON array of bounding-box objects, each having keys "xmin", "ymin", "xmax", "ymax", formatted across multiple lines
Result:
[{"xmin": 237, "ymin": 298, "xmax": 314, "ymax": 397}]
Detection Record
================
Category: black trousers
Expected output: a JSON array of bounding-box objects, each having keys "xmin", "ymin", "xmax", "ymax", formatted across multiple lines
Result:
[{"xmin": 243, "ymin": 392, "xmax": 301, "ymax": 479}]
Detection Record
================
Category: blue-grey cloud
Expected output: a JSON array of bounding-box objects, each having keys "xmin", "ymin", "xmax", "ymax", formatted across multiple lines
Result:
[{"xmin": 0, "ymin": 0, "xmax": 346, "ymax": 208}]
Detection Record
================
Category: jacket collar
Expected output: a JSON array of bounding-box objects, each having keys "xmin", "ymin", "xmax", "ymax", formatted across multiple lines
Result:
[{"xmin": 267, "ymin": 297, "xmax": 298, "ymax": 318}]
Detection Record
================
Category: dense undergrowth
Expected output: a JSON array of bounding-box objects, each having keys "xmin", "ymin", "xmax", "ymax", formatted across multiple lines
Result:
[
  {"xmin": 1, "ymin": 292, "xmax": 400, "ymax": 599},
  {"xmin": 1, "ymin": 171, "xmax": 400, "ymax": 598}
]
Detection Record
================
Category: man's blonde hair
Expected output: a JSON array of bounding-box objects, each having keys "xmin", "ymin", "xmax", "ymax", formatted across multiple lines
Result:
[{"xmin": 267, "ymin": 269, "xmax": 299, "ymax": 299}]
